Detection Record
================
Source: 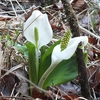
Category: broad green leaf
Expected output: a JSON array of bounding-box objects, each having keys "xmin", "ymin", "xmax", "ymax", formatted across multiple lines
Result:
[
  {"xmin": 39, "ymin": 41, "xmax": 60, "ymax": 80},
  {"xmin": 42, "ymin": 55, "xmax": 78, "ymax": 89},
  {"xmin": 42, "ymin": 52, "xmax": 87, "ymax": 89},
  {"xmin": 26, "ymin": 42, "xmax": 38, "ymax": 84},
  {"xmin": 40, "ymin": 46, "xmax": 47, "ymax": 58}
]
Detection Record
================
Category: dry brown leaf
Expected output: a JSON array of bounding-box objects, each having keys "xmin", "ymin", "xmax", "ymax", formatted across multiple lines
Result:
[
  {"xmin": 71, "ymin": 0, "xmax": 88, "ymax": 12},
  {"xmin": 0, "ymin": 15, "xmax": 11, "ymax": 21}
]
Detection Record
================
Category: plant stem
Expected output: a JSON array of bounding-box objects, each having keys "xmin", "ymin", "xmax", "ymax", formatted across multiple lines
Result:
[
  {"xmin": 38, "ymin": 62, "xmax": 58, "ymax": 88},
  {"xmin": 35, "ymin": 49, "xmax": 39, "ymax": 83},
  {"xmin": 61, "ymin": 0, "xmax": 91, "ymax": 99}
]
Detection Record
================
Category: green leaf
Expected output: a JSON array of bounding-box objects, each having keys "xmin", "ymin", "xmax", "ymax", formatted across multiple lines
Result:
[
  {"xmin": 39, "ymin": 41, "xmax": 60, "ymax": 80},
  {"xmin": 26, "ymin": 42, "xmax": 38, "ymax": 84},
  {"xmin": 42, "ymin": 52, "xmax": 87, "ymax": 89},
  {"xmin": 15, "ymin": 30, "xmax": 19, "ymax": 35},
  {"xmin": 23, "ymin": 51, "xmax": 28, "ymax": 59},
  {"xmin": 14, "ymin": 44, "xmax": 27, "ymax": 52},
  {"xmin": 40, "ymin": 46, "xmax": 47, "ymax": 58},
  {"xmin": 6, "ymin": 34, "xmax": 10, "ymax": 40},
  {"xmin": 14, "ymin": 44, "xmax": 28, "ymax": 59},
  {"xmin": 42, "ymin": 54, "xmax": 78, "ymax": 89}
]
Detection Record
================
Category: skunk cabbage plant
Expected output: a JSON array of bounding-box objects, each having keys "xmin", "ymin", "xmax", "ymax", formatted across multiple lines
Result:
[
  {"xmin": 24, "ymin": 10, "xmax": 88, "ymax": 91},
  {"xmin": 24, "ymin": 10, "xmax": 53, "ymax": 86}
]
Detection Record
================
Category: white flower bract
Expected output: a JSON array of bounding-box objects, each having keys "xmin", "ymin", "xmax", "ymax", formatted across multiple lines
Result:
[
  {"xmin": 52, "ymin": 36, "xmax": 88, "ymax": 64},
  {"xmin": 24, "ymin": 10, "xmax": 53, "ymax": 49}
]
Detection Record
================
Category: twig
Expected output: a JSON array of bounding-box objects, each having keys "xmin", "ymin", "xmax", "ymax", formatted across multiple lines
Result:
[
  {"xmin": 79, "ymin": 25, "xmax": 100, "ymax": 40},
  {"xmin": 92, "ymin": 88, "xmax": 96, "ymax": 99},
  {"xmin": 0, "ymin": 10, "xmax": 25, "ymax": 14},
  {"xmin": 9, "ymin": 0, "xmax": 18, "ymax": 18},
  {"xmin": 15, "ymin": 0, "xmax": 27, "ymax": 14},
  {"xmin": 0, "ymin": 68, "xmax": 48, "ymax": 96}
]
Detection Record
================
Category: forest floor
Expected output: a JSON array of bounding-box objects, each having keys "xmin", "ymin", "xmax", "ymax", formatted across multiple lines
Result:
[{"xmin": 0, "ymin": 0, "xmax": 100, "ymax": 100}]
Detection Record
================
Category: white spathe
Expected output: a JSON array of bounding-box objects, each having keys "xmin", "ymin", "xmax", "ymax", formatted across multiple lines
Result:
[
  {"xmin": 24, "ymin": 10, "xmax": 53, "ymax": 49},
  {"xmin": 52, "ymin": 36, "xmax": 88, "ymax": 64}
]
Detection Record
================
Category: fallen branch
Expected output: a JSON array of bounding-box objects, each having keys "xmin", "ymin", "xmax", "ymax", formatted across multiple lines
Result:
[{"xmin": 61, "ymin": 0, "xmax": 91, "ymax": 99}]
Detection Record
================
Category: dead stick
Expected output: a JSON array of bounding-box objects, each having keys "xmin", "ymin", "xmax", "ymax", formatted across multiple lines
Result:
[{"xmin": 61, "ymin": 0, "xmax": 91, "ymax": 99}]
